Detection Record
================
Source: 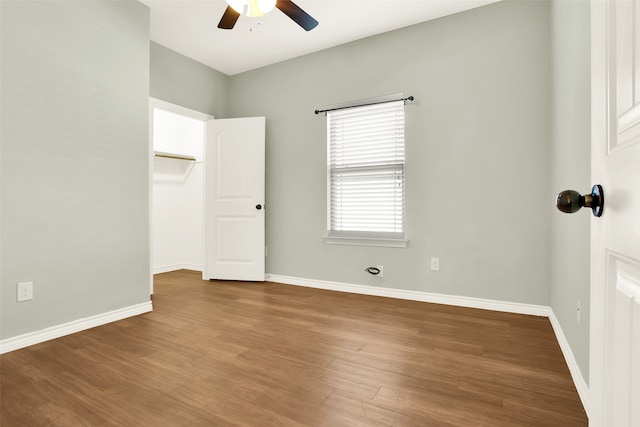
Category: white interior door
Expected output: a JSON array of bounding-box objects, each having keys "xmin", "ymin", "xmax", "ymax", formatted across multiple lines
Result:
[
  {"xmin": 590, "ymin": 1, "xmax": 640, "ymax": 425},
  {"xmin": 204, "ymin": 117, "xmax": 265, "ymax": 281}
]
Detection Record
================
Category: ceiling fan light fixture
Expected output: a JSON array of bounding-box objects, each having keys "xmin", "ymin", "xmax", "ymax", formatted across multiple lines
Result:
[
  {"xmin": 245, "ymin": 0, "xmax": 275, "ymax": 17},
  {"xmin": 225, "ymin": 0, "xmax": 246, "ymax": 14},
  {"xmin": 257, "ymin": 0, "xmax": 276, "ymax": 14},
  {"xmin": 219, "ymin": 0, "xmax": 318, "ymax": 31},
  {"xmin": 246, "ymin": 0, "xmax": 264, "ymax": 17}
]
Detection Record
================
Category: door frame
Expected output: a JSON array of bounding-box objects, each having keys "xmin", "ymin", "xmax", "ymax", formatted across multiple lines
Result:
[
  {"xmin": 589, "ymin": 0, "xmax": 607, "ymax": 421},
  {"xmin": 148, "ymin": 98, "xmax": 213, "ymax": 294}
]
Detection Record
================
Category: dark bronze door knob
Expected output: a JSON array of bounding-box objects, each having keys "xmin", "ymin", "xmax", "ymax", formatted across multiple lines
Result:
[{"xmin": 556, "ymin": 185, "xmax": 604, "ymax": 217}]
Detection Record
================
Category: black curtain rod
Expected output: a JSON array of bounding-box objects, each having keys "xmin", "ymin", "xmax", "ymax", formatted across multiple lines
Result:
[{"xmin": 314, "ymin": 96, "xmax": 414, "ymax": 115}]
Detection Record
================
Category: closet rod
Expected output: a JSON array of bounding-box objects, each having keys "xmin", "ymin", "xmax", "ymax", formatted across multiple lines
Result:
[{"xmin": 154, "ymin": 151, "xmax": 196, "ymax": 161}]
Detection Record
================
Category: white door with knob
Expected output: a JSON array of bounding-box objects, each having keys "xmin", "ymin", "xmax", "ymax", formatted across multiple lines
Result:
[
  {"xmin": 589, "ymin": 0, "xmax": 640, "ymax": 425},
  {"xmin": 204, "ymin": 117, "xmax": 265, "ymax": 281}
]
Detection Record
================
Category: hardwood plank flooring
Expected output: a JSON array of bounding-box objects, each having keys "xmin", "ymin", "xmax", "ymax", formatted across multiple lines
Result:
[{"xmin": 1, "ymin": 270, "xmax": 588, "ymax": 426}]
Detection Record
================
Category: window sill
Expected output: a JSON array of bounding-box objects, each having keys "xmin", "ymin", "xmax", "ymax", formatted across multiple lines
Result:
[{"xmin": 324, "ymin": 235, "xmax": 408, "ymax": 248}]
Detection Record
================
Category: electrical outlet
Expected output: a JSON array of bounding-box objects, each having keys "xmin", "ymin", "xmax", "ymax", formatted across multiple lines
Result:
[
  {"xmin": 377, "ymin": 265, "xmax": 384, "ymax": 278},
  {"xmin": 430, "ymin": 257, "xmax": 440, "ymax": 271},
  {"xmin": 576, "ymin": 300, "xmax": 581, "ymax": 325},
  {"xmin": 17, "ymin": 281, "xmax": 33, "ymax": 302}
]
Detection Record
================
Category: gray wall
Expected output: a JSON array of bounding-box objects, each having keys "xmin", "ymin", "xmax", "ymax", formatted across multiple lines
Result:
[
  {"xmin": 550, "ymin": 0, "xmax": 591, "ymax": 382},
  {"xmin": 150, "ymin": 42, "xmax": 230, "ymax": 118},
  {"xmin": 1, "ymin": 1, "xmax": 151, "ymax": 339},
  {"xmin": 228, "ymin": 0, "xmax": 552, "ymax": 305},
  {"xmin": 0, "ymin": 0, "xmax": 591, "ymax": 385}
]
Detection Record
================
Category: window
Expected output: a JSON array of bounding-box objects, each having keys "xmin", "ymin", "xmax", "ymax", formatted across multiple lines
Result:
[{"xmin": 325, "ymin": 98, "xmax": 407, "ymax": 247}]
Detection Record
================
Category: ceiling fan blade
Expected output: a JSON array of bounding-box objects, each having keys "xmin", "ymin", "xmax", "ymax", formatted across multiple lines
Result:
[
  {"xmin": 276, "ymin": 0, "xmax": 318, "ymax": 31},
  {"xmin": 218, "ymin": 5, "xmax": 241, "ymax": 30}
]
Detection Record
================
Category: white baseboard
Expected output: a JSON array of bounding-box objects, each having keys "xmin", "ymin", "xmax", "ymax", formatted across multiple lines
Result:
[
  {"xmin": 153, "ymin": 264, "xmax": 202, "ymax": 274},
  {"xmin": 266, "ymin": 274, "xmax": 549, "ymax": 316},
  {"xmin": 0, "ymin": 301, "xmax": 153, "ymax": 355},
  {"xmin": 266, "ymin": 274, "xmax": 589, "ymax": 415},
  {"xmin": 1, "ymin": 272, "xmax": 590, "ymax": 418},
  {"xmin": 548, "ymin": 309, "xmax": 591, "ymax": 418}
]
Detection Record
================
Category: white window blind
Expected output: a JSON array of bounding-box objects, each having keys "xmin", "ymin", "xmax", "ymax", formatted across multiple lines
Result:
[{"xmin": 327, "ymin": 100, "xmax": 405, "ymax": 240}]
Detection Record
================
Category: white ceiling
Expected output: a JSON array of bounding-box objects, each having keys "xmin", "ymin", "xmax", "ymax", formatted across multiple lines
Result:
[{"xmin": 140, "ymin": 0, "xmax": 500, "ymax": 76}]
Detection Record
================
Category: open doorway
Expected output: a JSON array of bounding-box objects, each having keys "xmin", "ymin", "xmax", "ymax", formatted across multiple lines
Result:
[{"xmin": 150, "ymin": 99, "xmax": 212, "ymax": 291}]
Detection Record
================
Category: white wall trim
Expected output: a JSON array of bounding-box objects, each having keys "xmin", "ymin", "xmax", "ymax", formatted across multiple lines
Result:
[
  {"xmin": 0, "ymin": 301, "xmax": 153, "ymax": 355},
  {"xmin": 0, "ymin": 273, "xmax": 591, "ymax": 418},
  {"xmin": 324, "ymin": 235, "xmax": 409, "ymax": 248},
  {"xmin": 267, "ymin": 274, "xmax": 590, "ymax": 416},
  {"xmin": 548, "ymin": 309, "xmax": 591, "ymax": 418},
  {"xmin": 266, "ymin": 274, "xmax": 549, "ymax": 316},
  {"xmin": 153, "ymin": 264, "xmax": 202, "ymax": 275}
]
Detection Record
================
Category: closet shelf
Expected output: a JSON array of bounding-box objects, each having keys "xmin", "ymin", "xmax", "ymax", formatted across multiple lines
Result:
[{"xmin": 154, "ymin": 151, "xmax": 196, "ymax": 161}]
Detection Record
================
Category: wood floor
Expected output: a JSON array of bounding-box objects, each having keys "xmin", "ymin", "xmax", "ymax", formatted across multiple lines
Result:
[{"xmin": 1, "ymin": 270, "xmax": 587, "ymax": 426}]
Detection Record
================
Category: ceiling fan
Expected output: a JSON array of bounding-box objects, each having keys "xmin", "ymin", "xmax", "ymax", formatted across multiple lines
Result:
[{"xmin": 218, "ymin": 0, "xmax": 319, "ymax": 31}]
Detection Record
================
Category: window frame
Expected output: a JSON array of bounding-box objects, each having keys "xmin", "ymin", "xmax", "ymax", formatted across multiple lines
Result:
[{"xmin": 324, "ymin": 95, "xmax": 408, "ymax": 248}]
